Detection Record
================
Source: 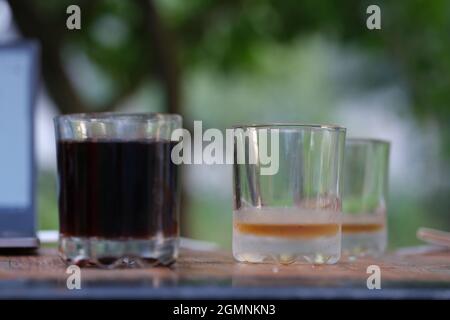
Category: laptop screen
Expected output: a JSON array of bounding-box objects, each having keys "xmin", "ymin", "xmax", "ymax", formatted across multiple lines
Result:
[{"xmin": 0, "ymin": 48, "xmax": 32, "ymax": 209}]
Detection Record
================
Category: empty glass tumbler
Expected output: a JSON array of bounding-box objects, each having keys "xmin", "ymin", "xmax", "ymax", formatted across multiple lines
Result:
[
  {"xmin": 342, "ymin": 138, "xmax": 390, "ymax": 257},
  {"xmin": 232, "ymin": 124, "xmax": 346, "ymax": 264},
  {"xmin": 54, "ymin": 113, "xmax": 181, "ymax": 268}
]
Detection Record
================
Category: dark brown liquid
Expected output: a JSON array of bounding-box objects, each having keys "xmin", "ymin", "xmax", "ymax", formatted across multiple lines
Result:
[
  {"xmin": 57, "ymin": 139, "xmax": 179, "ymax": 239},
  {"xmin": 234, "ymin": 223, "xmax": 340, "ymax": 238}
]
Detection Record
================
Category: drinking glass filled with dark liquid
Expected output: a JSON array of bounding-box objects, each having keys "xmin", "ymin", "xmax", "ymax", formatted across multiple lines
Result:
[{"xmin": 54, "ymin": 113, "xmax": 181, "ymax": 268}]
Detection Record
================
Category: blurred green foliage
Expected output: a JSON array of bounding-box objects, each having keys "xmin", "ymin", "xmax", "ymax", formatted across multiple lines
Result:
[
  {"xmin": 17, "ymin": 0, "xmax": 450, "ymax": 248},
  {"xmin": 37, "ymin": 171, "xmax": 58, "ymax": 231},
  {"xmin": 19, "ymin": 1, "xmax": 450, "ymax": 130}
]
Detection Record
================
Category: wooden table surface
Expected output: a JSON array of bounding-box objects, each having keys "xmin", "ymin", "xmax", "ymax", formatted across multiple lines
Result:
[{"xmin": 1, "ymin": 247, "xmax": 450, "ymax": 299}]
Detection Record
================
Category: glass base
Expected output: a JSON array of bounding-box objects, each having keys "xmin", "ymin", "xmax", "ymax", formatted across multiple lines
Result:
[
  {"xmin": 59, "ymin": 236, "xmax": 178, "ymax": 269},
  {"xmin": 342, "ymin": 229, "xmax": 386, "ymax": 259},
  {"xmin": 233, "ymin": 232, "xmax": 340, "ymax": 265}
]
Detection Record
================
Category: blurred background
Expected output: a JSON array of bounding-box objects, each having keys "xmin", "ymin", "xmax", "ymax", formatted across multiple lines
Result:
[{"xmin": 1, "ymin": 0, "xmax": 449, "ymax": 249}]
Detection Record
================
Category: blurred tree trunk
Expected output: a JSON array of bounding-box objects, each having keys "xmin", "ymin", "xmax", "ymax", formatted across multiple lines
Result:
[
  {"xmin": 8, "ymin": 0, "xmax": 183, "ymax": 115},
  {"xmin": 8, "ymin": 0, "xmax": 93, "ymax": 114},
  {"xmin": 140, "ymin": 0, "xmax": 181, "ymax": 115}
]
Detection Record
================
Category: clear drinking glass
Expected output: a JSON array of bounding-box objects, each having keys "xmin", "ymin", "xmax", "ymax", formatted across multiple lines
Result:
[
  {"xmin": 232, "ymin": 124, "xmax": 346, "ymax": 264},
  {"xmin": 54, "ymin": 113, "xmax": 181, "ymax": 268},
  {"xmin": 342, "ymin": 138, "xmax": 390, "ymax": 257}
]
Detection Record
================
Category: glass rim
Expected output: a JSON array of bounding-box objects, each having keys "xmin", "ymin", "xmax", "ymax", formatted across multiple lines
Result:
[
  {"xmin": 232, "ymin": 123, "xmax": 346, "ymax": 132},
  {"xmin": 54, "ymin": 112, "xmax": 182, "ymax": 124},
  {"xmin": 346, "ymin": 137, "xmax": 390, "ymax": 146}
]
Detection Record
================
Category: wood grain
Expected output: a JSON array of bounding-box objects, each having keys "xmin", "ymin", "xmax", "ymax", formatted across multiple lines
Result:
[{"xmin": 1, "ymin": 247, "xmax": 450, "ymax": 289}]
